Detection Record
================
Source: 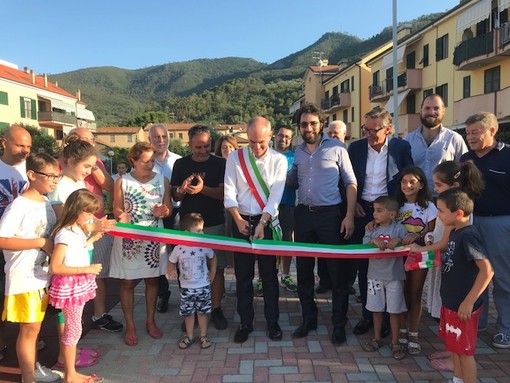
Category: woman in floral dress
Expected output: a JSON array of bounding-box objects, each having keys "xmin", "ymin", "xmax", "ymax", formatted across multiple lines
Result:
[{"xmin": 110, "ymin": 142, "xmax": 171, "ymax": 346}]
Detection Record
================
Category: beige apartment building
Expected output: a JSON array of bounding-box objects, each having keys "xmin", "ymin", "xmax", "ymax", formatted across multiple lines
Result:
[
  {"xmin": 297, "ymin": 0, "xmax": 510, "ymax": 138},
  {"xmin": 0, "ymin": 59, "xmax": 96, "ymax": 139}
]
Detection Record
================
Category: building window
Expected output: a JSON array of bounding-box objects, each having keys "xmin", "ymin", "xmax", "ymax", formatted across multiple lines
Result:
[
  {"xmin": 351, "ymin": 107, "xmax": 355, "ymax": 122},
  {"xmin": 422, "ymin": 44, "xmax": 429, "ymax": 67},
  {"xmin": 386, "ymin": 67, "xmax": 393, "ymax": 93},
  {"xmin": 178, "ymin": 133, "xmax": 183, "ymax": 139},
  {"xmin": 332, "ymin": 113, "xmax": 337, "ymax": 121},
  {"xmin": 463, "ymin": 76, "xmax": 471, "ymax": 98},
  {"xmin": 423, "ymin": 88, "xmax": 433, "ymax": 100},
  {"xmin": 110, "ymin": 135, "xmax": 115, "ymax": 143},
  {"xmin": 372, "ymin": 70, "xmax": 380, "ymax": 86},
  {"xmin": 169, "ymin": 132, "xmax": 174, "ymax": 139},
  {"xmin": 435, "ymin": 34, "xmax": 449, "ymax": 61},
  {"xmin": 342, "ymin": 109, "xmax": 348, "ymax": 123},
  {"xmin": 127, "ymin": 135, "xmax": 133, "ymax": 143},
  {"xmin": 340, "ymin": 80, "xmax": 349, "ymax": 93},
  {"xmin": 20, "ymin": 97, "xmax": 36, "ymax": 119},
  {"xmin": 406, "ymin": 51, "xmax": 416, "ymax": 69},
  {"xmin": 351, "ymin": 76, "xmax": 355, "ymax": 91},
  {"xmin": 435, "ymin": 83, "xmax": 449, "ymax": 106},
  {"xmin": 0, "ymin": 91, "xmax": 8, "ymax": 105},
  {"xmin": 484, "ymin": 66, "xmax": 500, "ymax": 93},
  {"xmin": 406, "ymin": 93, "xmax": 416, "ymax": 114}
]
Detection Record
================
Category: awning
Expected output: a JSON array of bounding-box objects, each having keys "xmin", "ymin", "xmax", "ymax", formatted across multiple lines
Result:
[
  {"xmin": 457, "ymin": 0, "xmax": 491, "ymax": 33},
  {"xmin": 385, "ymin": 90, "xmax": 411, "ymax": 114},
  {"xmin": 500, "ymin": 0, "xmax": 510, "ymax": 13},
  {"xmin": 49, "ymin": 99, "xmax": 75, "ymax": 114},
  {"xmin": 76, "ymin": 108, "xmax": 95, "ymax": 121},
  {"xmin": 381, "ymin": 45, "xmax": 407, "ymax": 71}
]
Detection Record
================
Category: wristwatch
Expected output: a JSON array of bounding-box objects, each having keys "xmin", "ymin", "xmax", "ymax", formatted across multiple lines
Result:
[
  {"xmin": 176, "ymin": 187, "xmax": 186, "ymax": 195},
  {"xmin": 258, "ymin": 218, "xmax": 268, "ymax": 227}
]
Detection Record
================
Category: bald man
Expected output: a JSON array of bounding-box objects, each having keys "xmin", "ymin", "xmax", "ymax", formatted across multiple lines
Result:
[
  {"xmin": 224, "ymin": 116, "xmax": 287, "ymax": 343},
  {"xmin": 327, "ymin": 121, "xmax": 347, "ymax": 147}
]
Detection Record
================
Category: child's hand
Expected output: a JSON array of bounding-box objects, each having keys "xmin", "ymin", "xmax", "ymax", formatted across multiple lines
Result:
[
  {"xmin": 208, "ymin": 270, "xmax": 216, "ymax": 283},
  {"xmin": 409, "ymin": 243, "xmax": 424, "ymax": 253},
  {"xmin": 93, "ymin": 216, "xmax": 116, "ymax": 233},
  {"xmin": 402, "ymin": 233, "xmax": 420, "ymax": 245},
  {"xmin": 153, "ymin": 203, "xmax": 169, "ymax": 219},
  {"xmin": 457, "ymin": 300, "xmax": 474, "ymax": 321},
  {"xmin": 365, "ymin": 220, "xmax": 376, "ymax": 232},
  {"xmin": 89, "ymin": 232, "xmax": 104, "ymax": 243},
  {"xmin": 118, "ymin": 212, "xmax": 131, "ymax": 224},
  {"xmin": 386, "ymin": 238, "xmax": 400, "ymax": 250},
  {"xmin": 167, "ymin": 266, "xmax": 177, "ymax": 279},
  {"xmin": 88, "ymin": 263, "xmax": 103, "ymax": 275},
  {"xmin": 371, "ymin": 238, "xmax": 387, "ymax": 251},
  {"xmin": 41, "ymin": 238, "xmax": 54, "ymax": 255}
]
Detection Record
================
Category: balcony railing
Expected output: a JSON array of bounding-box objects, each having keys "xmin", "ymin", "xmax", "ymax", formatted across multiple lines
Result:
[
  {"xmin": 320, "ymin": 93, "xmax": 351, "ymax": 111},
  {"xmin": 453, "ymin": 30, "xmax": 494, "ymax": 67},
  {"xmin": 38, "ymin": 111, "xmax": 77, "ymax": 125},
  {"xmin": 369, "ymin": 84, "xmax": 383, "ymax": 100},
  {"xmin": 502, "ymin": 22, "xmax": 510, "ymax": 46}
]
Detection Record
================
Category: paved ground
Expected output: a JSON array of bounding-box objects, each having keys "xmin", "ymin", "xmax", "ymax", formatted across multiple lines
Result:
[{"xmin": 2, "ymin": 266, "xmax": 510, "ymax": 383}]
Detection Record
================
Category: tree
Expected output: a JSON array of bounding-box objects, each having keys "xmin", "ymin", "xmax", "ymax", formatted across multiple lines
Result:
[{"xmin": 0, "ymin": 125, "xmax": 59, "ymax": 157}]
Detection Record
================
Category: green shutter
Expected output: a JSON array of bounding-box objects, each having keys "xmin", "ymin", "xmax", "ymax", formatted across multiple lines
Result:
[
  {"xmin": 0, "ymin": 91, "xmax": 8, "ymax": 105},
  {"xmin": 20, "ymin": 96, "xmax": 25, "ymax": 117},
  {"xmin": 31, "ymin": 99, "xmax": 37, "ymax": 119}
]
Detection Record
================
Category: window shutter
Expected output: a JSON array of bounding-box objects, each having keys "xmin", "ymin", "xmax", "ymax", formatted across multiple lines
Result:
[
  {"xmin": 31, "ymin": 99, "xmax": 37, "ymax": 119},
  {"xmin": 20, "ymin": 96, "xmax": 25, "ymax": 117}
]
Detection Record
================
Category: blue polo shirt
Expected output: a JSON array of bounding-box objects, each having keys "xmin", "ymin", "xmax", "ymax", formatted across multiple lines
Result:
[
  {"xmin": 280, "ymin": 151, "xmax": 296, "ymax": 206},
  {"xmin": 287, "ymin": 135, "xmax": 357, "ymax": 206},
  {"xmin": 461, "ymin": 141, "xmax": 510, "ymax": 216}
]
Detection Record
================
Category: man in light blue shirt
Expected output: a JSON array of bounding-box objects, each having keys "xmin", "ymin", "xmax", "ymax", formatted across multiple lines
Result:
[{"xmin": 404, "ymin": 94, "xmax": 467, "ymax": 194}]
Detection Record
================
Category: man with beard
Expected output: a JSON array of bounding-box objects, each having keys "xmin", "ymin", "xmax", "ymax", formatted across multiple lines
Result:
[
  {"xmin": 287, "ymin": 103, "xmax": 357, "ymax": 345},
  {"xmin": 274, "ymin": 126, "xmax": 297, "ymax": 292},
  {"xmin": 404, "ymin": 94, "xmax": 467, "ymax": 194},
  {"xmin": 224, "ymin": 116, "xmax": 286, "ymax": 343},
  {"xmin": 172, "ymin": 125, "xmax": 228, "ymax": 330},
  {"xmin": 148, "ymin": 124, "xmax": 182, "ymax": 313},
  {"xmin": 461, "ymin": 112, "xmax": 510, "ymax": 348}
]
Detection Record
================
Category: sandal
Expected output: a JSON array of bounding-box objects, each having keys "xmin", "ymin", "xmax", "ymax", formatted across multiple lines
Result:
[
  {"xmin": 392, "ymin": 343, "xmax": 406, "ymax": 360},
  {"xmin": 179, "ymin": 336, "xmax": 194, "ymax": 349},
  {"xmin": 398, "ymin": 328, "xmax": 408, "ymax": 351},
  {"xmin": 361, "ymin": 339, "xmax": 383, "ymax": 352},
  {"xmin": 430, "ymin": 356, "xmax": 454, "ymax": 372},
  {"xmin": 124, "ymin": 328, "xmax": 138, "ymax": 346},
  {"xmin": 200, "ymin": 335, "xmax": 211, "ymax": 349},
  {"xmin": 146, "ymin": 322, "xmax": 162, "ymax": 339},
  {"xmin": 407, "ymin": 331, "xmax": 421, "ymax": 355},
  {"xmin": 54, "ymin": 352, "xmax": 99, "ymax": 369},
  {"xmin": 82, "ymin": 374, "xmax": 104, "ymax": 383},
  {"xmin": 79, "ymin": 348, "xmax": 101, "ymax": 359}
]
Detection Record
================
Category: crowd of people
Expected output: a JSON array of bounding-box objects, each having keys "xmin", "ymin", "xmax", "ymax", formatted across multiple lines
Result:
[{"xmin": 0, "ymin": 94, "xmax": 508, "ymax": 383}]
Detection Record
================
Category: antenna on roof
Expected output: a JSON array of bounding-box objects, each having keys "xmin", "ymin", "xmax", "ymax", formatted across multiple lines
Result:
[{"xmin": 313, "ymin": 51, "xmax": 326, "ymax": 66}]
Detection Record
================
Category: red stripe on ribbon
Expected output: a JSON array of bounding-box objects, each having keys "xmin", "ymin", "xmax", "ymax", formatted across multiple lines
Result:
[{"xmin": 238, "ymin": 149, "xmax": 265, "ymax": 210}]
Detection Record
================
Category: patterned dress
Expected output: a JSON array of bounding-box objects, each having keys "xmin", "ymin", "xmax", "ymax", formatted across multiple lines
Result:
[{"xmin": 109, "ymin": 173, "xmax": 167, "ymax": 279}]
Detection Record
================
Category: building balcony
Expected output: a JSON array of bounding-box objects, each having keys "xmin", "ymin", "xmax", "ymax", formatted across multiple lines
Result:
[
  {"xmin": 397, "ymin": 113, "xmax": 421, "ymax": 136},
  {"xmin": 320, "ymin": 93, "xmax": 351, "ymax": 111},
  {"xmin": 369, "ymin": 84, "xmax": 386, "ymax": 102},
  {"xmin": 397, "ymin": 69, "xmax": 422, "ymax": 91},
  {"xmin": 38, "ymin": 111, "xmax": 77, "ymax": 125},
  {"xmin": 453, "ymin": 93, "xmax": 497, "ymax": 126},
  {"xmin": 452, "ymin": 29, "xmax": 507, "ymax": 70}
]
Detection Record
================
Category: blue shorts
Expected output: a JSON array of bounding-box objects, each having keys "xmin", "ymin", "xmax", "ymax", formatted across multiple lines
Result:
[{"xmin": 179, "ymin": 286, "xmax": 212, "ymax": 316}]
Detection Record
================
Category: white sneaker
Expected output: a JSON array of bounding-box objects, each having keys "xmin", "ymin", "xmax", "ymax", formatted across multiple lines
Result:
[{"xmin": 34, "ymin": 362, "xmax": 62, "ymax": 382}]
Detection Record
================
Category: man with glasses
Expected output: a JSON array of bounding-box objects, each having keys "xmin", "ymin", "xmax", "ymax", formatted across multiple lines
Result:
[
  {"xmin": 287, "ymin": 104, "xmax": 357, "ymax": 345},
  {"xmin": 404, "ymin": 94, "xmax": 467, "ymax": 194},
  {"xmin": 69, "ymin": 127, "xmax": 123, "ymax": 333},
  {"xmin": 171, "ymin": 125, "xmax": 228, "ymax": 330},
  {"xmin": 274, "ymin": 126, "xmax": 297, "ymax": 292},
  {"xmin": 224, "ymin": 116, "xmax": 286, "ymax": 343},
  {"xmin": 348, "ymin": 107, "xmax": 413, "ymax": 336},
  {"xmin": 148, "ymin": 124, "xmax": 182, "ymax": 313}
]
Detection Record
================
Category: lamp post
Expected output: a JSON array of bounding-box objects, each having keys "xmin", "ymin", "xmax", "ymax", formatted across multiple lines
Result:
[{"xmin": 107, "ymin": 150, "xmax": 115, "ymax": 175}]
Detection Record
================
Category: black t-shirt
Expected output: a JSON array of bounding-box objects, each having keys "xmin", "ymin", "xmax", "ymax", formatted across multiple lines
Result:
[
  {"xmin": 440, "ymin": 225, "xmax": 488, "ymax": 312},
  {"xmin": 171, "ymin": 155, "xmax": 226, "ymax": 227}
]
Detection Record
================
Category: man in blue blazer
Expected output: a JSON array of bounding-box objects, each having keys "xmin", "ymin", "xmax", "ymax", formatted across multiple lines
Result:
[{"xmin": 348, "ymin": 107, "xmax": 413, "ymax": 335}]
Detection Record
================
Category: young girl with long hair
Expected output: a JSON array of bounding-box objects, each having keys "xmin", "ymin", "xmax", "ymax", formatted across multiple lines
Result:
[
  {"xmin": 49, "ymin": 189, "xmax": 105, "ymax": 383},
  {"xmin": 395, "ymin": 166, "xmax": 437, "ymax": 355}
]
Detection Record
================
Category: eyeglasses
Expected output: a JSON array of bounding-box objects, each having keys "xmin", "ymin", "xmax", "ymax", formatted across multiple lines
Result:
[
  {"xmin": 32, "ymin": 171, "xmax": 63, "ymax": 182},
  {"xmin": 362, "ymin": 125, "xmax": 385, "ymax": 135},
  {"xmin": 299, "ymin": 121, "xmax": 320, "ymax": 129}
]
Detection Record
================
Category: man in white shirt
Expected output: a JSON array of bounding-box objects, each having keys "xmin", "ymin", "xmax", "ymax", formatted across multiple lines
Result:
[
  {"xmin": 224, "ymin": 116, "xmax": 287, "ymax": 343},
  {"xmin": 148, "ymin": 124, "xmax": 182, "ymax": 313},
  {"xmin": 404, "ymin": 94, "xmax": 467, "ymax": 194}
]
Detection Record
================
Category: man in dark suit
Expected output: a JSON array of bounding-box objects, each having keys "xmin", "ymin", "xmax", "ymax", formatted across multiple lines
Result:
[{"xmin": 348, "ymin": 107, "xmax": 413, "ymax": 335}]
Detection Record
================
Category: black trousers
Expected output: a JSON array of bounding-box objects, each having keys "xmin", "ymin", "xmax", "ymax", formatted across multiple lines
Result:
[
  {"xmin": 295, "ymin": 204, "xmax": 352, "ymax": 328},
  {"xmin": 232, "ymin": 215, "xmax": 279, "ymax": 326}
]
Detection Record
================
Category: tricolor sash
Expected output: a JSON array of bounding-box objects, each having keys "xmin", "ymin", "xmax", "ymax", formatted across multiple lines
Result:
[{"xmin": 238, "ymin": 147, "xmax": 283, "ymax": 240}]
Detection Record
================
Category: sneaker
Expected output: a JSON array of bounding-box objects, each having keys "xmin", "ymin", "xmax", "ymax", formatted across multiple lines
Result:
[
  {"xmin": 211, "ymin": 307, "xmax": 228, "ymax": 330},
  {"xmin": 92, "ymin": 313, "xmax": 123, "ymax": 332},
  {"xmin": 35, "ymin": 362, "xmax": 62, "ymax": 382},
  {"xmin": 255, "ymin": 279, "xmax": 263, "ymax": 297},
  {"xmin": 280, "ymin": 275, "xmax": 297, "ymax": 292},
  {"xmin": 492, "ymin": 332, "xmax": 510, "ymax": 348}
]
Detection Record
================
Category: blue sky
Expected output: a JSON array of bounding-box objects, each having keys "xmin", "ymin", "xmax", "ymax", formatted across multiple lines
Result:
[{"xmin": 1, "ymin": 0, "xmax": 459, "ymax": 74}]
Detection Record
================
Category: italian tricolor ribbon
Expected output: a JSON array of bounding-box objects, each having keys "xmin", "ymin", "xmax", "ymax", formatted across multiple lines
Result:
[
  {"xmin": 109, "ymin": 223, "xmax": 414, "ymax": 259},
  {"xmin": 238, "ymin": 147, "xmax": 283, "ymax": 240},
  {"xmin": 404, "ymin": 250, "xmax": 442, "ymax": 270}
]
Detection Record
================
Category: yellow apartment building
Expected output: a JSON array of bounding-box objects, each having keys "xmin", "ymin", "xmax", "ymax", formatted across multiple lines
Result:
[
  {"xmin": 0, "ymin": 59, "xmax": 96, "ymax": 139},
  {"xmin": 94, "ymin": 127, "xmax": 145, "ymax": 148}
]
